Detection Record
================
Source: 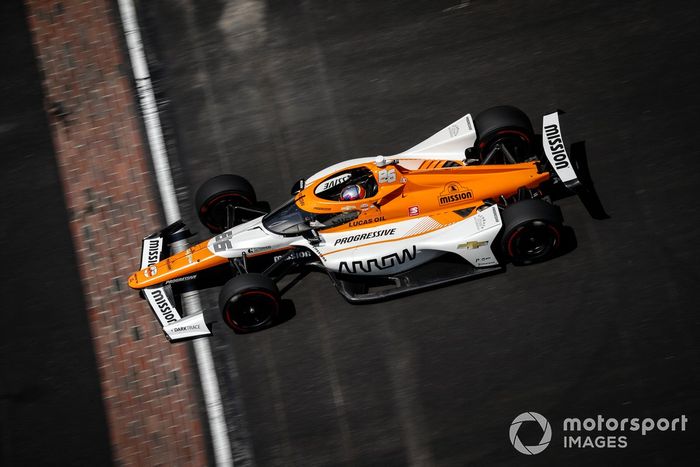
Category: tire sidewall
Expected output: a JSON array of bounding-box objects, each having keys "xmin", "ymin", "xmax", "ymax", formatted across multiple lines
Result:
[
  {"xmin": 223, "ymin": 289, "xmax": 279, "ymax": 333},
  {"xmin": 219, "ymin": 274, "xmax": 280, "ymax": 333},
  {"xmin": 505, "ymin": 220, "xmax": 561, "ymax": 265},
  {"xmin": 500, "ymin": 199, "xmax": 563, "ymax": 265}
]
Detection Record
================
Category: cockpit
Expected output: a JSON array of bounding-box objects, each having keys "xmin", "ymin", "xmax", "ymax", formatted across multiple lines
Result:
[
  {"xmin": 262, "ymin": 199, "xmax": 361, "ymax": 236},
  {"xmin": 262, "ymin": 165, "xmax": 391, "ymax": 236},
  {"xmin": 313, "ymin": 167, "xmax": 379, "ymax": 201}
]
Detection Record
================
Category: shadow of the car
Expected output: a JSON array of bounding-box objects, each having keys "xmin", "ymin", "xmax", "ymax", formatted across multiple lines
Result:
[
  {"xmin": 276, "ymin": 299, "xmax": 297, "ymax": 326},
  {"xmin": 570, "ymin": 140, "xmax": 610, "ymax": 220}
]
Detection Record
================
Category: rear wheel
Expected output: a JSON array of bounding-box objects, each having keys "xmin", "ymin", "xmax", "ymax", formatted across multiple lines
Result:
[
  {"xmin": 195, "ymin": 174, "xmax": 256, "ymax": 234},
  {"xmin": 219, "ymin": 274, "xmax": 280, "ymax": 333},
  {"xmin": 474, "ymin": 106, "xmax": 534, "ymax": 164},
  {"xmin": 500, "ymin": 199, "xmax": 563, "ymax": 265}
]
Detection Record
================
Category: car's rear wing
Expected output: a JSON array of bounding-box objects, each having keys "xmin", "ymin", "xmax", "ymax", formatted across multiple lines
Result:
[
  {"xmin": 138, "ymin": 221, "xmax": 213, "ymax": 342},
  {"xmin": 542, "ymin": 111, "xmax": 609, "ymax": 219},
  {"xmin": 542, "ymin": 111, "xmax": 581, "ymax": 190}
]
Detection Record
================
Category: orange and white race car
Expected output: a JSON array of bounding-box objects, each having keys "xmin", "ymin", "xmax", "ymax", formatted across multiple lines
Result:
[{"xmin": 128, "ymin": 106, "xmax": 605, "ymax": 341}]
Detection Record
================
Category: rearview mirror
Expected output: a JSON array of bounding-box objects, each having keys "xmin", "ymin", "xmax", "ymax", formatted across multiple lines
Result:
[
  {"xmin": 281, "ymin": 222, "xmax": 314, "ymax": 236},
  {"xmin": 290, "ymin": 178, "xmax": 305, "ymax": 195}
]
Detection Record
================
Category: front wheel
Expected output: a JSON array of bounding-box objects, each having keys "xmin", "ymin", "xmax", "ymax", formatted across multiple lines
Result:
[
  {"xmin": 500, "ymin": 199, "xmax": 563, "ymax": 265},
  {"xmin": 195, "ymin": 174, "xmax": 257, "ymax": 234},
  {"xmin": 219, "ymin": 274, "xmax": 280, "ymax": 333}
]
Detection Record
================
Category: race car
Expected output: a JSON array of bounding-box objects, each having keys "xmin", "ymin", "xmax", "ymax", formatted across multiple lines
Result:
[{"xmin": 128, "ymin": 106, "xmax": 605, "ymax": 341}]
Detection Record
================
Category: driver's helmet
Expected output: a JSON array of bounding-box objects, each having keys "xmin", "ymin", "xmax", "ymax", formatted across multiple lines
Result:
[{"xmin": 340, "ymin": 184, "xmax": 366, "ymax": 201}]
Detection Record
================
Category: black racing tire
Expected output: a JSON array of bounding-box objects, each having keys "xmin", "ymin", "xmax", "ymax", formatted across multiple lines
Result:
[
  {"xmin": 474, "ymin": 106, "xmax": 534, "ymax": 163},
  {"xmin": 219, "ymin": 273, "xmax": 280, "ymax": 333},
  {"xmin": 500, "ymin": 199, "xmax": 563, "ymax": 265},
  {"xmin": 195, "ymin": 174, "xmax": 256, "ymax": 234}
]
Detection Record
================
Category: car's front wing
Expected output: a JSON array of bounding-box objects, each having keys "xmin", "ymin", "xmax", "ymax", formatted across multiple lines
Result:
[{"xmin": 139, "ymin": 221, "xmax": 212, "ymax": 342}]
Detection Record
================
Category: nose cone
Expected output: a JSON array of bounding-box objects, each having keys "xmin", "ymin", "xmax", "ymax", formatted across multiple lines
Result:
[
  {"xmin": 128, "ymin": 271, "xmax": 142, "ymax": 289},
  {"xmin": 127, "ymin": 265, "xmax": 155, "ymax": 290},
  {"xmin": 127, "ymin": 239, "xmax": 228, "ymax": 290}
]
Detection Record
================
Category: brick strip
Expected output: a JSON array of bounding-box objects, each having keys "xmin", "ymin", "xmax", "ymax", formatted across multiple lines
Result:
[{"xmin": 24, "ymin": 1, "xmax": 208, "ymax": 465}]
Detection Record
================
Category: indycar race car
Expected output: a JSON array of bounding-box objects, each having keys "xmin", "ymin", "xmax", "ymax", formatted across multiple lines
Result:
[{"xmin": 128, "ymin": 106, "xmax": 604, "ymax": 342}]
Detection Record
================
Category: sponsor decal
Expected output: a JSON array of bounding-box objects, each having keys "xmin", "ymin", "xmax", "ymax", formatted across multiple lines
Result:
[
  {"xmin": 378, "ymin": 168, "xmax": 397, "ymax": 184},
  {"xmin": 544, "ymin": 123, "xmax": 570, "ymax": 170},
  {"xmin": 475, "ymin": 256, "xmax": 498, "ymax": 266},
  {"xmin": 449, "ymin": 124, "xmax": 460, "ymax": 137},
  {"xmin": 172, "ymin": 324, "xmax": 201, "ymax": 332},
  {"xmin": 542, "ymin": 113, "xmax": 577, "ymax": 183},
  {"xmin": 247, "ymin": 246, "xmax": 272, "ymax": 254},
  {"xmin": 315, "ymin": 173, "xmax": 351, "ymax": 194},
  {"xmin": 150, "ymin": 288, "xmax": 177, "ymax": 324},
  {"xmin": 333, "ymin": 228, "xmax": 396, "ymax": 246},
  {"xmin": 144, "ymin": 238, "xmax": 161, "ymax": 266},
  {"xmin": 144, "ymin": 264, "xmax": 158, "ymax": 277},
  {"xmin": 273, "ymin": 250, "xmax": 314, "ymax": 262},
  {"xmin": 474, "ymin": 213, "xmax": 489, "ymax": 231},
  {"xmin": 408, "ymin": 206, "xmax": 420, "ymax": 217},
  {"xmin": 472, "ymin": 207, "xmax": 500, "ymax": 232},
  {"xmin": 438, "ymin": 182, "xmax": 473, "ymax": 205},
  {"xmin": 339, "ymin": 246, "xmax": 417, "ymax": 274},
  {"xmin": 165, "ymin": 274, "xmax": 197, "ymax": 285},
  {"xmin": 309, "ymin": 244, "xmax": 326, "ymax": 262},
  {"xmin": 348, "ymin": 216, "xmax": 385, "ymax": 227},
  {"xmin": 458, "ymin": 240, "xmax": 488, "ymax": 250}
]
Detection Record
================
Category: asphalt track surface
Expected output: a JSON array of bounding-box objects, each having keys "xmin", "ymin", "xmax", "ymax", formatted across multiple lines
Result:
[
  {"xmin": 138, "ymin": 0, "xmax": 700, "ymax": 465},
  {"xmin": 0, "ymin": 1, "xmax": 112, "ymax": 465},
  {"xmin": 3, "ymin": 0, "xmax": 700, "ymax": 466}
]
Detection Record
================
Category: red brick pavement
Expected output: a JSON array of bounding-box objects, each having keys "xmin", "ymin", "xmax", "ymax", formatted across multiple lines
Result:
[{"xmin": 24, "ymin": 1, "xmax": 208, "ymax": 465}]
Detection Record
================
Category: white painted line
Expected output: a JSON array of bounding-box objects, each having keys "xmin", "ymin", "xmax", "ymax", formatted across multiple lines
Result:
[{"xmin": 116, "ymin": 1, "xmax": 233, "ymax": 465}]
